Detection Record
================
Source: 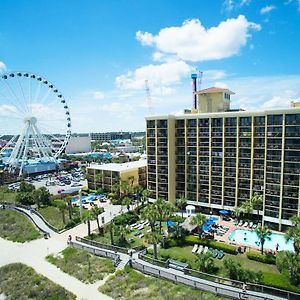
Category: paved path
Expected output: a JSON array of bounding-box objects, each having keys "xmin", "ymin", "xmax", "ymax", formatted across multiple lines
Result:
[
  {"xmin": 0, "ymin": 204, "xmax": 127, "ymax": 300},
  {"xmin": 0, "ymin": 237, "xmax": 112, "ymax": 300}
]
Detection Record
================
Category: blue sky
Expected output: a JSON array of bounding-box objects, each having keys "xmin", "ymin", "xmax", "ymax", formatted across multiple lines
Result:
[{"xmin": 0, "ymin": 0, "xmax": 300, "ymax": 133}]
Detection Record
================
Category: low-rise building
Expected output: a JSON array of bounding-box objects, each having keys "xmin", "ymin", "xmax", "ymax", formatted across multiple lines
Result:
[{"xmin": 86, "ymin": 160, "xmax": 147, "ymax": 192}]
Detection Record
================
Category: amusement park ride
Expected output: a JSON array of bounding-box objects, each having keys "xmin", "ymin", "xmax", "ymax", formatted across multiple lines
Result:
[{"xmin": 0, "ymin": 72, "xmax": 71, "ymax": 176}]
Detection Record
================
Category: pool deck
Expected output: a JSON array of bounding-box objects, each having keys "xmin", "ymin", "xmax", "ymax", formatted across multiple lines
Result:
[{"xmin": 213, "ymin": 218, "xmax": 281, "ymax": 253}]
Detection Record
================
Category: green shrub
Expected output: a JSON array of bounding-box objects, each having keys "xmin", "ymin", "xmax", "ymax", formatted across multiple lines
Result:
[
  {"xmin": 169, "ymin": 235, "xmax": 237, "ymax": 254},
  {"xmin": 247, "ymin": 251, "xmax": 276, "ymax": 265},
  {"xmin": 65, "ymin": 217, "xmax": 81, "ymax": 229},
  {"xmin": 113, "ymin": 211, "xmax": 138, "ymax": 226}
]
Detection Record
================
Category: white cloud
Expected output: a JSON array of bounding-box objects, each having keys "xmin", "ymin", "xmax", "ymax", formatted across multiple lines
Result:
[
  {"xmin": 99, "ymin": 101, "xmax": 135, "ymax": 119},
  {"xmin": 92, "ymin": 91, "xmax": 105, "ymax": 100},
  {"xmin": 136, "ymin": 15, "xmax": 261, "ymax": 62},
  {"xmin": 0, "ymin": 61, "xmax": 6, "ymax": 72},
  {"xmin": 204, "ymin": 70, "xmax": 227, "ymax": 80},
  {"xmin": 215, "ymin": 75, "xmax": 300, "ymax": 111},
  {"xmin": 116, "ymin": 60, "xmax": 191, "ymax": 91},
  {"xmin": 260, "ymin": 5, "xmax": 276, "ymax": 15},
  {"xmin": 223, "ymin": 0, "xmax": 251, "ymax": 12},
  {"xmin": 214, "ymin": 81, "xmax": 229, "ymax": 89}
]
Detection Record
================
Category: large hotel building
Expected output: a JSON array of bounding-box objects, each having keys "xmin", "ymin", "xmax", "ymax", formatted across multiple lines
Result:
[{"xmin": 146, "ymin": 87, "xmax": 300, "ymax": 230}]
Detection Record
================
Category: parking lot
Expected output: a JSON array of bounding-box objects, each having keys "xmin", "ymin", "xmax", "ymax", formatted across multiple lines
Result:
[{"xmin": 33, "ymin": 178, "xmax": 87, "ymax": 195}]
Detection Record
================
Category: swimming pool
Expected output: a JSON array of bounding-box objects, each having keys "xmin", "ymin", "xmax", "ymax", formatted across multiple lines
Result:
[{"xmin": 228, "ymin": 229, "xmax": 294, "ymax": 252}]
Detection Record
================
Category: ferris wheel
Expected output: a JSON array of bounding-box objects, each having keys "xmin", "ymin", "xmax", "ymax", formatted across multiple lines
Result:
[{"xmin": 0, "ymin": 71, "xmax": 71, "ymax": 176}]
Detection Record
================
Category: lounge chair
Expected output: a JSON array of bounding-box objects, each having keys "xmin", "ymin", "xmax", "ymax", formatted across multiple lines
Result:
[
  {"xmin": 203, "ymin": 246, "xmax": 208, "ymax": 254},
  {"xmin": 238, "ymin": 220, "xmax": 243, "ymax": 226},
  {"xmin": 252, "ymin": 223, "xmax": 257, "ymax": 229},
  {"xmin": 218, "ymin": 250, "xmax": 224, "ymax": 259},
  {"xmin": 213, "ymin": 249, "xmax": 219, "ymax": 258},
  {"xmin": 197, "ymin": 245, "xmax": 204, "ymax": 254},
  {"xmin": 192, "ymin": 244, "xmax": 198, "ymax": 253},
  {"xmin": 208, "ymin": 247, "xmax": 213, "ymax": 254},
  {"xmin": 249, "ymin": 222, "xmax": 253, "ymax": 228},
  {"xmin": 243, "ymin": 222, "xmax": 248, "ymax": 227}
]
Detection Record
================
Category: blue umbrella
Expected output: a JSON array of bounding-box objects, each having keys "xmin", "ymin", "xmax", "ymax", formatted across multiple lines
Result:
[
  {"xmin": 206, "ymin": 220, "xmax": 215, "ymax": 226},
  {"xmin": 202, "ymin": 225, "xmax": 211, "ymax": 232},
  {"xmin": 208, "ymin": 216, "xmax": 218, "ymax": 221},
  {"xmin": 219, "ymin": 210, "xmax": 229, "ymax": 215}
]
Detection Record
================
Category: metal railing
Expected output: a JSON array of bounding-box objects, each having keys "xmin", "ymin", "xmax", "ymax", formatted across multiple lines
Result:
[
  {"xmin": 138, "ymin": 253, "xmax": 300, "ymax": 300},
  {"xmin": 75, "ymin": 236, "xmax": 145, "ymax": 254},
  {"xmin": 69, "ymin": 240, "xmax": 120, "ymax": 262}
]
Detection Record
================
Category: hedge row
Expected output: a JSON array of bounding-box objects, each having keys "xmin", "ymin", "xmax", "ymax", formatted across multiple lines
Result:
[
  {"xmin": 246, "ymin": 251, "xmax": 276, "ymax": 265},
  {"xmin": 166, "ymin": 235, "xmax": 237, "ymax": 254}
]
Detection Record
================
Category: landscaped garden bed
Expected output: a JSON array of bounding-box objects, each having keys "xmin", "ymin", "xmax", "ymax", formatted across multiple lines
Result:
[
  {"xmin": 99, "ymin": 267, "xmax": 228, "ymax": 300},
  {"xmin": 46, "ymin": 247, "xmax": 116, "ymax": 283},
  {"xmin": 0, "ymin": 209, "xmax": 41, "ymax": 242},
  {"xmin": 0, "ymin": 263, "xmax": 75, "ymax": 299}
]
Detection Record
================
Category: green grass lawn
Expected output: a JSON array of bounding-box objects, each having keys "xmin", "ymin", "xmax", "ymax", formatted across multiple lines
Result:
[
  {"xmin": 37, "ymin": 206, "xmax": 80, "ymax": 231},
  {"xmin": 99, "ymin": 267, "xmax": 228, "ymax": 300},
  {"xmin": 46, "ymin": 247, "xmax": 116, "ymax": 283},
  {"xmin": 0, "ymin": 263, "xmax": 75, "ymax": 299},
  {"xmin": 0, "ymin": 190, "xmax": 17, "ymax": 203},
  {"xmin": 0, "ymin": 209, "xmax": 41, "ymax": 242}
]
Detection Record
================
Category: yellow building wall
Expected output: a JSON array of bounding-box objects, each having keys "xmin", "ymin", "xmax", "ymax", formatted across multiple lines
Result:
[{"xmin": 198, "ymin": 92, "xmax": 230, "ymax": 113}]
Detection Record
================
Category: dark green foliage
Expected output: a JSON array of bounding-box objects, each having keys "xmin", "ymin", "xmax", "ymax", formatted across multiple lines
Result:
[
  {"xmin": 18, "ymin": 181, "xmax": 35, "ymax": 193},
  {"xmin": 247, "ymin": 251, "xmax": 276, "ymax": 264},
  {"xmin": 0, "ymin": 263, "xmax": 75, "ymax": 299},
  {"xmin": 223, "ymin": 258, "xmax": 263, "ymax": 283},
  {"xmin": 16, "ymin": 191, "xmax": 34, "ymax": 205},
  {"xmin": 113, "ymin": 211, "xmax": 139, "ymax": 226}
]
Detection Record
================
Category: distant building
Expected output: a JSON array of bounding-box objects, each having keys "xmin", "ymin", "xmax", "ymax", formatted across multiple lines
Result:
[
  {"xmin": 90, "ymin": 131, "xmax": 145, "ymax": 142},
  {"xmin": 51, "ymin": 134, "xmax": 91, "ymax": 154},
  {"xmin": 87, "ymin": 160, "xmax": 147, "ymax": 192}
]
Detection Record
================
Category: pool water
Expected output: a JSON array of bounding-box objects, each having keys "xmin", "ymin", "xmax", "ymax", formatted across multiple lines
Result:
[{"xmin": 228, "ymin": 229, "xmax": 294, "ymax": 252}]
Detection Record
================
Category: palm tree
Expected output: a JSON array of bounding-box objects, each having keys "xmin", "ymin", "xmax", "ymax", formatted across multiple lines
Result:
[
  {"xmin": 195, "ymin": 252, "xmax": 215, "ymax": 273},
  {"xmin": 277, "ymin": 251, "xmax": 300, "ymax": 285},
  {"xmin": 255, "ymin": 225, "xmax": 272, "ymax": 255},
  {"xmin": 90, "ymin": 206, "xmax": 104, "ymax": 234},
  {"xmin": 191, "ymin": 213, "xmax": 207, "ymax": 239},
  {"xmin": 83, "ymin": 211, "xmax": 92, "ymax": 236},
  {"xmin": 56, "ymin": 200, "xmax": 67, "ymax": 224},
  {"xmin": 242, "ymin": 199, "xmax": 253, "ymax": 220},
  {"xmin": 176, "ymin": 194, "xmax": 187, "ymax": 218},
  {"xmin": 285, "ymin": 216, "xmax": 300, "ymax": 256},
  {"xmin": 141, "ymin": 204, "xmax": 159, "ymax": 233},
  {"xmin": 107, "ymin": 221, "xmax": 116, "ymax": 245},
  {"xmin": 128, "ymin": 175, "xmax": 135, "ymax": 191},
  {"xmin": 112, "ymin": 182, "xmax": 121, "ymax": 198},
  {"xmin": 251, "ymin": 192, "xmax": 263, "ymax": 222},
  {"xmin": 96, "ymin": 172, "xmax": 104, "ymax": 189},
  {"xmin": 120, "ymin": 180, "xmax": 130, "ymax": 198},
  {"xmin": 133, "ymin": 184, "xmax": 144, "ymax": 208},
  {"xmin": 145, "ymin": 231, "xmax": 162, "ymax": 259},
  {"xmin": 65, "ymin": 196, "xmax": 73, "ymax": 220},
  {"xmin": 122, "ymin": 196, "xmax": 132, "ymax": 212},
  {"xmin": 155, "ymin": 198, "xmax": 168, "ymax": 233},
  {"xmin": 115, "ymin": 224, "xmax": 129, "ymax": 246},
  {"xmin": 141, "ymin": 189, "xmax": 151, "ymax": 205},
  {"xmin": 232, "ymin": 207, "xmax": 241, "ymax": 221}
]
